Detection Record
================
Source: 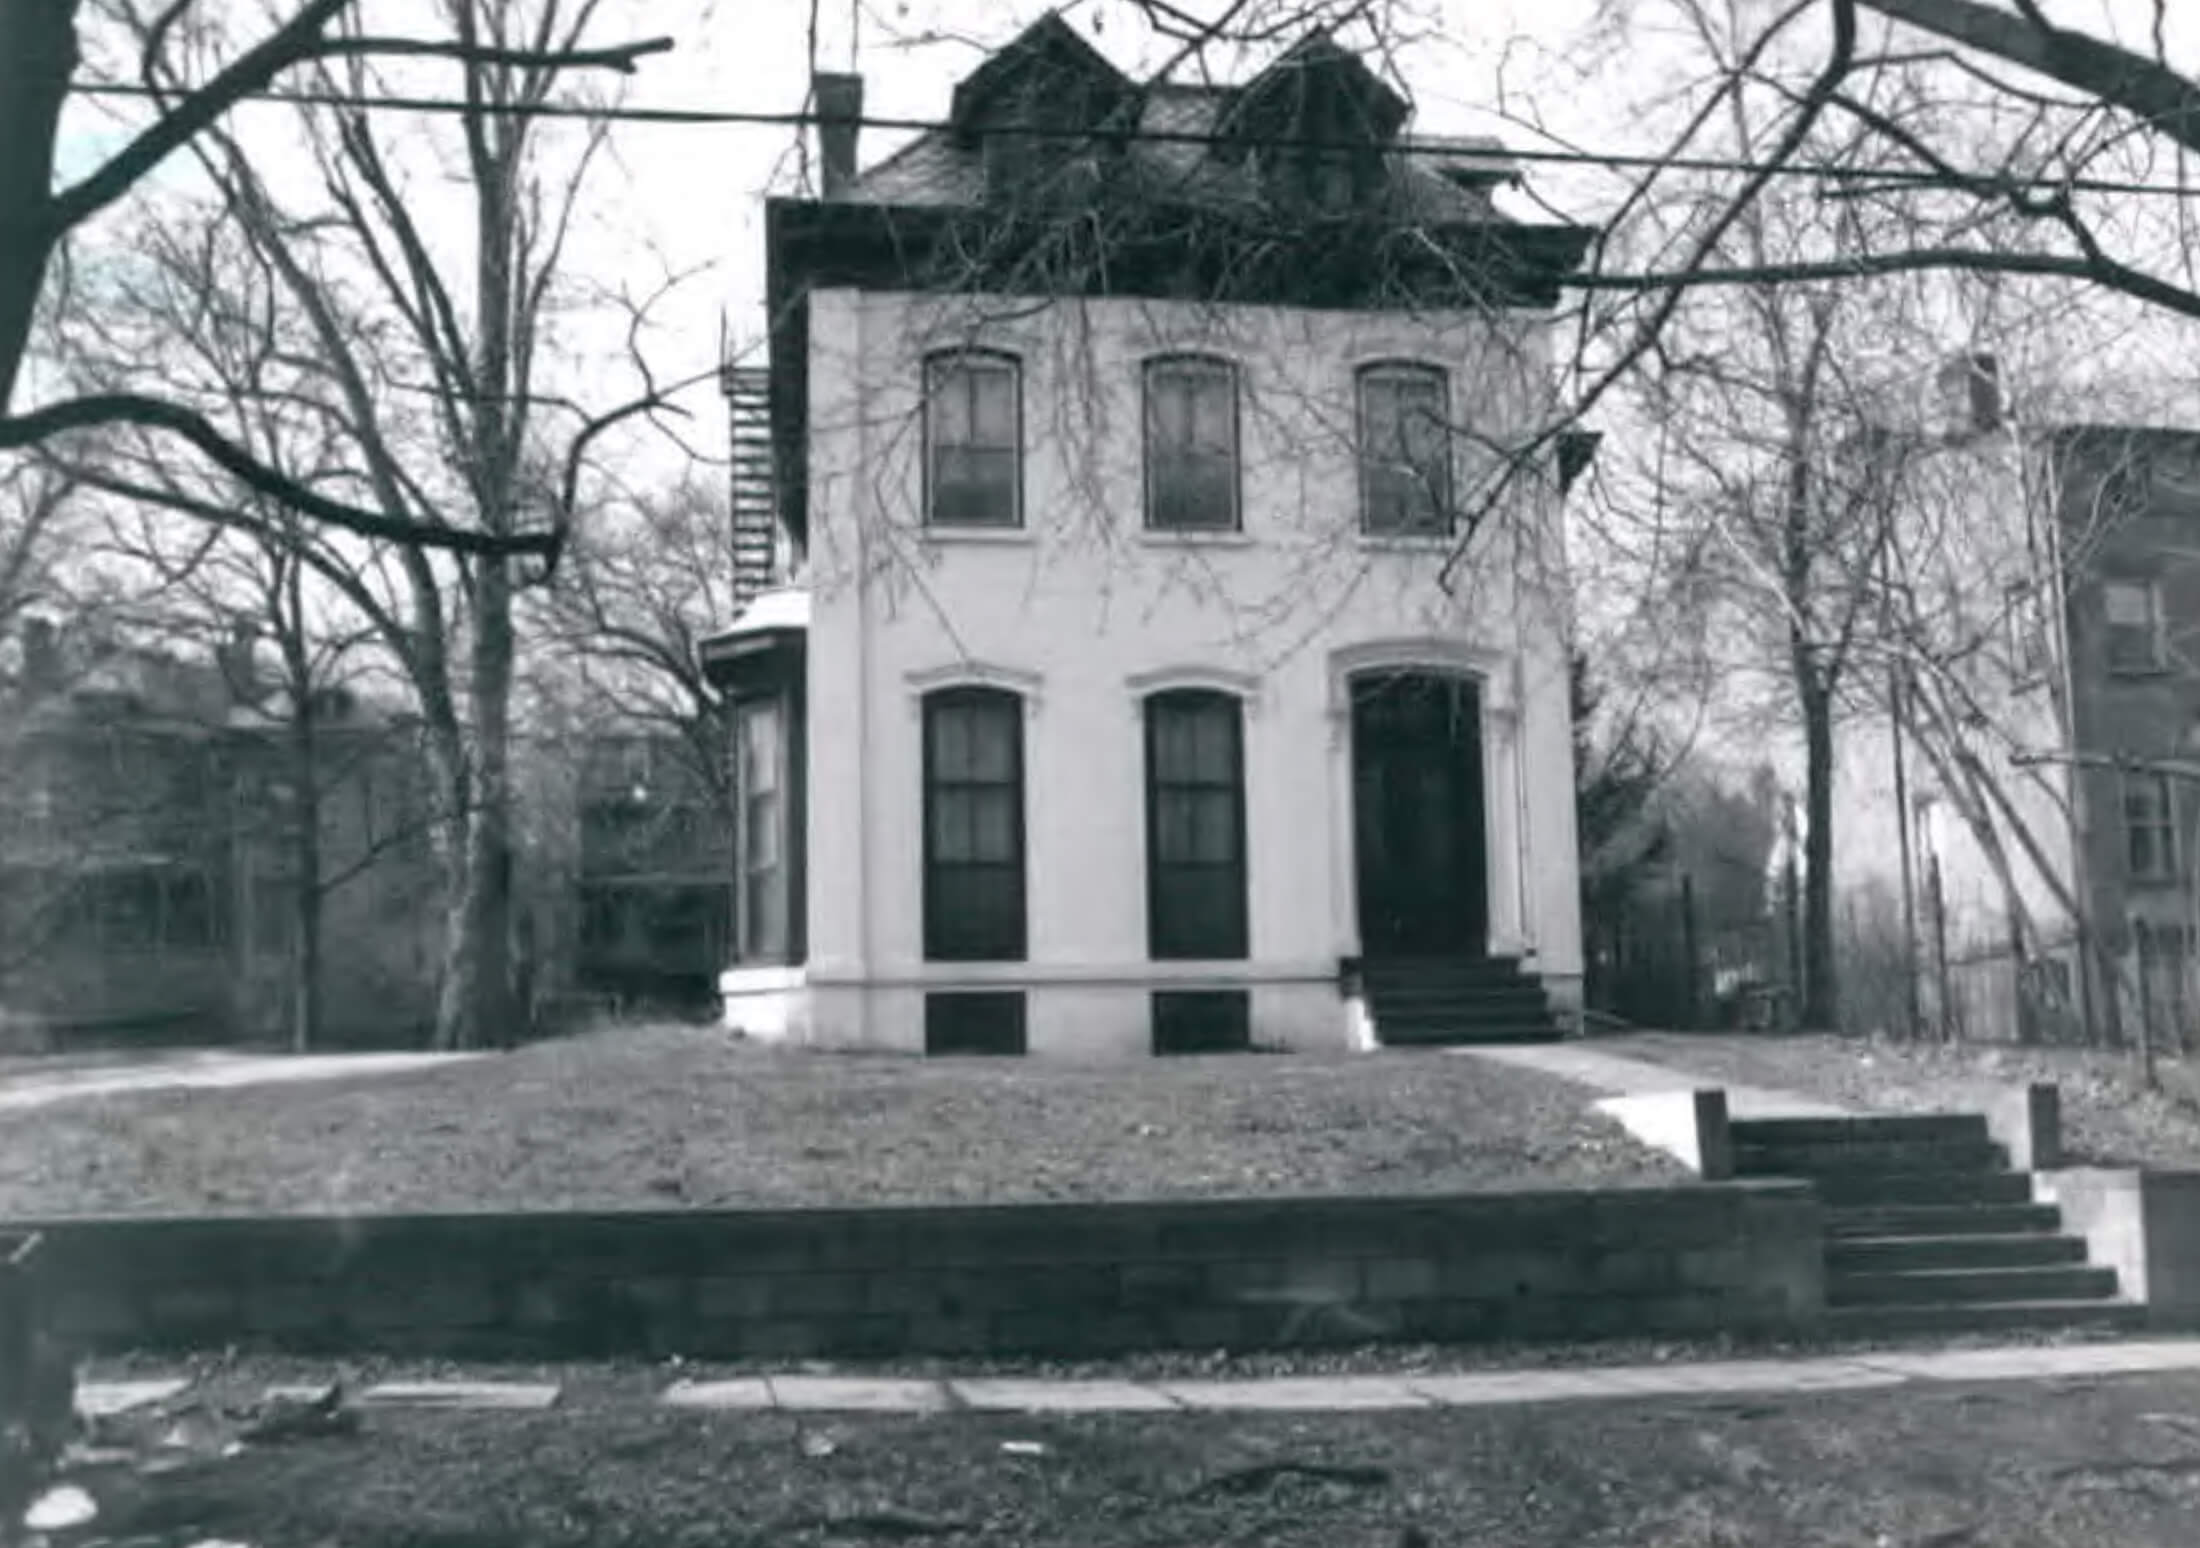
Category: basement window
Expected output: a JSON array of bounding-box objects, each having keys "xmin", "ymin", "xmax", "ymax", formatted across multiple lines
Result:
[
  {"xmin": 925, "ymin": 991, "xmax": 1028, "ymax": 1056},
  {"xmin": 1151, "ymin": 990, "xmax": 1252, "ymax": 1055}
]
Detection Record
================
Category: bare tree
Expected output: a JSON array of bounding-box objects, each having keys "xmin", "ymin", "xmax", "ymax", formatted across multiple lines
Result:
[
  {"xmin": 0, "ymin": 0, "xmax": 670, "ymax": 558},
  {"xmin": 51, "ymin": 0, "xmax": 707, "ymax": 1049}
]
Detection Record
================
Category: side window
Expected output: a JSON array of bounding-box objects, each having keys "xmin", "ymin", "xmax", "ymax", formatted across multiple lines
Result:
[
  {"xmin": 2103, "ymin": 579, "xmax": 2164, "ymax": 674},
  {"xmin": 2124, "ymin": 770, "xmax": 2178, "ymax": 884},
  {"xmin": 924, "ymin": 351, "xmax": 1021, "ymax": 527},
  {"xmin": 1144, "ymin": 356, "xmax": 1240, "ymax": 531},
  {"xmin": 1357, "ymin": 363, "xmax": 1452, "ymax": 536},
  {"xmin": 922, "ymin": 687, "xmax": 1027, "ymax": 960},
  {"xmin": 734, "ymin": 698, "xmax": 787, "ymax": 961}
]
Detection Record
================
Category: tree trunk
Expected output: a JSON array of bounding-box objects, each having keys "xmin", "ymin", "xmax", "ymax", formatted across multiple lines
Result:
[
  {"xmin": 1800, "ymin": 684, "xmax": 1837, "ymax": 1031},
  {"xmin": 433, "ymin": 557, "xmax": 516, "ymax": 1051},
  {"xmin": 0, "ymin": 0, "xmax": 74, "ymax": 413}
]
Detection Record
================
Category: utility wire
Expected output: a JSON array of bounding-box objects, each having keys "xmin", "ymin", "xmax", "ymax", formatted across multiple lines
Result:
[{"xmin": 69, "ymin": 81, "xmax": 2199, "ymax": 200}]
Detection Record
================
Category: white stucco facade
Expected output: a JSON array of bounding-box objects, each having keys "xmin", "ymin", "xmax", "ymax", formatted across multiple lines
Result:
[{"xmin": 725, "ymin": 285, "xmax": 1584, "ymax": 1057}]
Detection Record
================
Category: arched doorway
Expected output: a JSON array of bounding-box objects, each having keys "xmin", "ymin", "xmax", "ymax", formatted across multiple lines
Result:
[{"xmin": 1349, "ymin": 670, "xmax": 1488, "ymax": 956}]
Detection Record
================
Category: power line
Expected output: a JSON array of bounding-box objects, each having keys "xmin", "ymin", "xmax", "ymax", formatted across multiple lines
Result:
[{"xmin": 70, "ymin": 81, "xmax": 2200, "ymax": 200}]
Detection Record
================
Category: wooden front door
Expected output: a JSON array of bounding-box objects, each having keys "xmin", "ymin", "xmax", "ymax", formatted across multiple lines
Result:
[{"xmin": 1350, "ymin": 672, "xmax": 1487, "ymax": 956}]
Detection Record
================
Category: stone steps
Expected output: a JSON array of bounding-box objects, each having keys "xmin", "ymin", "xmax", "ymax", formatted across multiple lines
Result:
[
  {"xmin": 1825, "ymin": 1203, "xmax": 2063, "ymax": 1238},
  {"xmin": 1359, "ymin": 955, "xmax": 1563, "ymax": 1047},
  {"xmin": 1734, "ymin": 1110, "xmax": 2129, "ymax": 1338},
  {"xmin": 1828, "ymin": 1233, "xmax": 2087, "ymax": 1274}
]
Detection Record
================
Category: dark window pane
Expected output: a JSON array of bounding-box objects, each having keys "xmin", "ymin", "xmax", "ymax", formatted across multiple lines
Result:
[
  {"xmin": 926, "ymin": 991, "xmax": 1027, "ymax": 1055},
  {"xmin": 928, "ymin": 356, "xmax": 1020, "ymax": 526},
  {"xmin": 1146, "ymin": 360, "xmax": 1237, "ymax": 530},
  {"xmin": 1146, "ymin": 692, "xmax": 1247, "ymax": 959},
  {"xmin": 924, "ymin": 689, "xmax": 1025, "ymax": 960},
  {"xmin": 1152, "ymin": 990, "xmax": 1252, "ymax": 1054}
]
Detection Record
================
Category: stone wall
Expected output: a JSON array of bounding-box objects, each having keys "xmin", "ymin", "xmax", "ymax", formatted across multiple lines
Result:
[{"xmin": 16, "ymin": 1183, "xmax": 1823, "ymax": 1360}]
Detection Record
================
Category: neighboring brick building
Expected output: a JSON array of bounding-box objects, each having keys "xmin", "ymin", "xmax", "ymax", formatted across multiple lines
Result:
[
  {"xmin": 1829, "ymin": 395, "xmax": 2200, "ymax": 1049},
  {"xmin": 573, "ymin": 730, "xmax": 732, "ymax": 1009},
  {"xmin": 2050, "ymin": 425, "xmax": 2200, "ymax": 1046},
  {"xmin": 0, "ymin": 620, "xmax": 440, "ymax": 1045}
]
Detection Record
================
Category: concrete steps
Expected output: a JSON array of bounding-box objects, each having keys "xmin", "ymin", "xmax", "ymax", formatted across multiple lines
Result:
[
  {"xmin": 1733, "ymin": 1112, "xmax": 2131, "ymax": 1337},
  {"xmin": 1359, "ymin": 956, "xmax": 1563, "ymax": 1047}
]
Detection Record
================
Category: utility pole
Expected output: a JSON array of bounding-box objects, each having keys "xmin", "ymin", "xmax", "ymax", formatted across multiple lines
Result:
[{"xmin": 1889, "ymin": 664, "xmax": 1924, "ymax": 1041}]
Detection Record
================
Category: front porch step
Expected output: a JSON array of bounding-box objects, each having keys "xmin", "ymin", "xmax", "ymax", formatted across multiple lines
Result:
[
  {"xmin": 1826, "ymin": 1203, "xmax": 2063, "ymax": 1238},
  {"xmin": 1831, "ymin": 1262, "xmax": 2117, "ymax": 1306},
  {"xmin": 1734, "ymin": 1139, "xmax": 2008, "ymax": 1177},
  {"xmin": 1825, "ymin": 1300, "xmax": 2147, "ymax": 1338},
  {"xmin": 1359, "ymin": 954, "xmax": 1562, "ymax": 1048},
  {"xmin": 1828, "ymin": 1234, "xmax": 2088, "ymax": 1274},
  {"xmin": 1377, "ymin": 1020, "xmax": 1562, "ymax": 1046}
]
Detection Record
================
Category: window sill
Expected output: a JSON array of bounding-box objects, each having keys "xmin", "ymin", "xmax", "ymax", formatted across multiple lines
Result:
[
  {"xmin": 1138, "ymin": 529, "xmax": 1255, "ymax": 548},
  {"xmin": 921, "ymin": 524, "xmax": 1034, "ymax": 546},
  {"xmin": 2129, "ymin": 876, "xmax": 2183, "ymax": 892},
  {"xmin": 1358, "ymin": 532, "xmax": 1460, "ymax": 553}
]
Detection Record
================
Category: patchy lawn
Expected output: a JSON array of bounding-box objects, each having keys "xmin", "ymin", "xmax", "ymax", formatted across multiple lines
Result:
[
  {"xmin": 1615, "ymin": 1031, "xmax": 2200, "ymax": 1169},
  {"xmin": 0, "ymin": 1028, "xmax": 1677, "ymax": 1218},
  {"xmin": 64, "ymin": 1369, "xmax": 2200, "ymax": 1547}
]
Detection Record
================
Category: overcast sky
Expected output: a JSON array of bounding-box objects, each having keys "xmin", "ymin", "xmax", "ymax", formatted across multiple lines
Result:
[{"xmin": 51, "ymin": 0, "xmax": 2200, "ymax": 472}]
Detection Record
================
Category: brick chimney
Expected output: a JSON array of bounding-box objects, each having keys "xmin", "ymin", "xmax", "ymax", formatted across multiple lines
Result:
[
  {"xmin": 1937, "ymin": 352, "xmax": 2003, "ymax": 438},
  {"xmin": 814, "ymin": 72, "xmax": 864, "ymax": 198}
]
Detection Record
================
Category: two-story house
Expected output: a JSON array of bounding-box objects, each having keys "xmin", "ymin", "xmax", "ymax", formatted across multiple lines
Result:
[
  {"xmin": 1829, "ymin": 359, "xmax": 2200, "ymax": 1049},
  {"xmin": 703, "ymin": 17, "xmax": 1597, "ymax": 1057}
]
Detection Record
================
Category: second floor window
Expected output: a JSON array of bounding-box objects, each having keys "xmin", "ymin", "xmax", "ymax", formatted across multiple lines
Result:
[
  {"xmin": 1358, "ymin": 363, "xmax": 1452, "ymax": 536},
  {"xmin": 925, "ymin": 351, "xmax": 1020, "ymax": 527},
  {"xmin": 2104, "ymin": 579, "xmax": 2165, "ymax": 674},
  {"xmin": 2125, "ymin": 770, "xmax": 2178, "ymax": 884},
  {"xmin": 1144, "ymin": 357, "xmax": 1239, "ymax": 531}
]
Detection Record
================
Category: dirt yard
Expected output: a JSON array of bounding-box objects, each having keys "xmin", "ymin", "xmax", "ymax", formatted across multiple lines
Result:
[
  {"xmin": 0, "ymin": 1027, "xmax": 1679, "ymax": 1217},
  {"xmin": 1615, "ymin": 1031, "xmax": 2200, "ymax": 1168},
  {"xmin": 66, "ymin": 1366, "xmax": 2200, "ymax": 1547}
]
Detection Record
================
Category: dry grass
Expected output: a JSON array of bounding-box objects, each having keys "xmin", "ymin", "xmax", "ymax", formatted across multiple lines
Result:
[
  {"xmin": 0, "ymin": 1027, "xmax": 1678, "ymax": 1218},
  {"xmin": 1615, "ymin": 1031, "xmax": 2200, "ymax": 1168},
  {"xmin": 73, "ymin": 1369, "xmax": 2200, "ymax": 1547}
]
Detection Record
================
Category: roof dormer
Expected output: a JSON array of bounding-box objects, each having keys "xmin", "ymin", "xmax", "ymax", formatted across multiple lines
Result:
[
  {"xmin": 948, "ymin": 11, "xmax": 1136, "ymax": 207},
  {"xmin": 1216, "ymin": 31, "xmax": 1409, "ymax": 214}
]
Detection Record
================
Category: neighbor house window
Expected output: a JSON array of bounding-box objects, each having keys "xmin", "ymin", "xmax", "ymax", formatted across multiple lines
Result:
[
  {"xmin": 1357, "ymin": 362, "xmax": 1453, "ymax": 535},
  {"xmin": 734, "ymin": 698, "xmax": 786, "ymax": 959},
  {"xmin": 2104, "ymin": 579, "xmax": 2164, "ymax": 673},
  {"xmin": 1145, "ymin": 690, "xmax": 1248, "ymax": 959},
  {"xmin": 923, "ymin": 687, "xmax": 1026, "ymax": 960},
  {"xmin": 924, "ymin": 350, "xmax": 1021, "ymax": 527},
  {"xmin": 1144, "ymin": 356, "xmax": 1239, "ymax": 530},
  {"xmin": 2125, "ymin": 770, "xmax": 2178, "ymax": 884}
]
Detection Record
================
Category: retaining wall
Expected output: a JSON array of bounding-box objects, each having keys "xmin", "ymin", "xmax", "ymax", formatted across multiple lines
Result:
[{"xmin": 11, "ymin": 1182, "xmax": 1823, "ymax": 1360}]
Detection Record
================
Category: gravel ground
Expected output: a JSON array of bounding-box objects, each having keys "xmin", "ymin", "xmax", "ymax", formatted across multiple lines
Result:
[
  {"xmin": 0, "ymin": 1027, "xmax": 1680, "ymax": 1217},
  {"xmin": 1613, "ymin": 1030, "xmax": 2200, "ymax": 1168}
]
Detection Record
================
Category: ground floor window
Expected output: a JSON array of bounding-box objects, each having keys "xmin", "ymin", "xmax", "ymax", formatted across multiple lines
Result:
[
  {"xmin": 923, "ymin": 687, "xmax": 1026, "ymax": 961},
  {"xmin": 735, "ymin": 697, "xmax": 788, "ymax": 961},
  {"xmin": 1144, "ymin": 689, "xmax": 1248, "ymax": 959}
]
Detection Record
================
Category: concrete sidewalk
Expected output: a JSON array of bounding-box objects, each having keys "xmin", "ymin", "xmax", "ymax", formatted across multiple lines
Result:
[
  {"xmin": 0, "ymin": 1050, "xmax": 484, "ymax": 1110},
  {"xmin": 1457, "ymin": 1041, "xmax": 1852, "ymax": 1120},
  {"xmin": 657, "ymin": 1339, "xmax": 2200, "ymax": 1413},
  {"xmin": 76, "ymin": 1338, "xmax": 2200, "ymax": 1419}
]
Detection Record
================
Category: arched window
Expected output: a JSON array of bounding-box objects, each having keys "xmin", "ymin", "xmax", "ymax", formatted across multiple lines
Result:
[
  {"xmin": 923, "ymin": 350, "xmax": 1022, "ymax": 527},
  {"xmin": 1143, "ymin": 355, "xmax": 1240, "ymax": 531},
  {"xmin": 1144, "ymin": 689, "xmax": 1248, "ymax": 959},
  {"xmin": 922, "ymin": 687, "xmax": 1026, "ymax": 960},
  {"xmin": 1356, "ymin": 361, "xmax": 1452, "ymax": 536}
]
